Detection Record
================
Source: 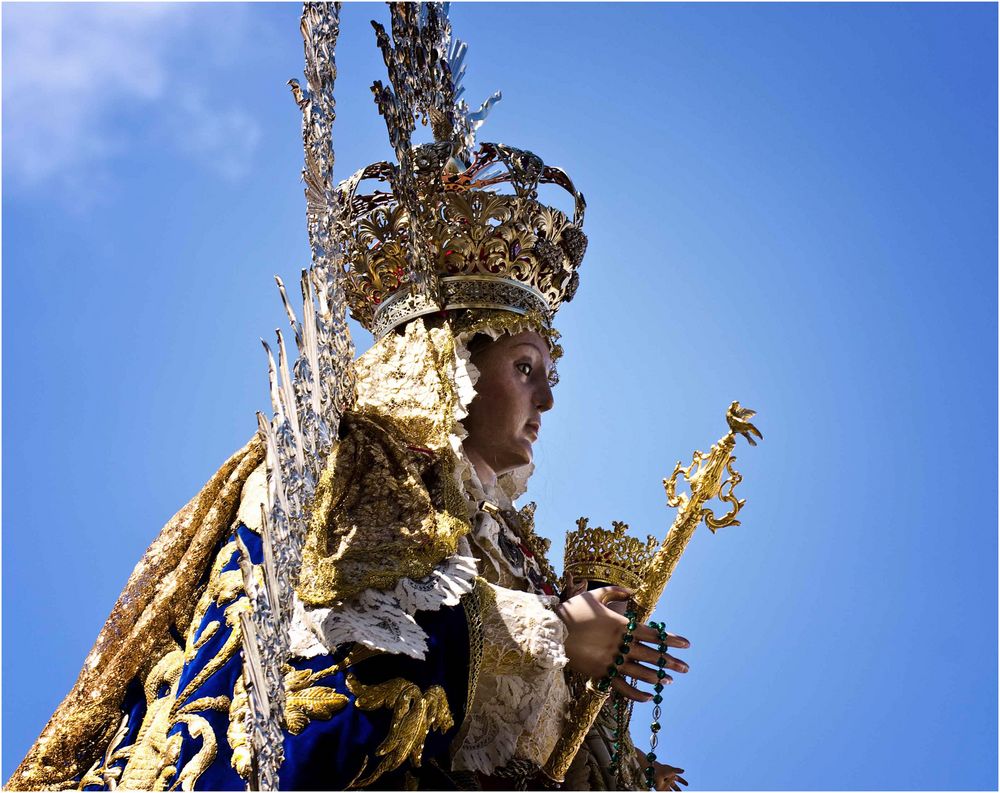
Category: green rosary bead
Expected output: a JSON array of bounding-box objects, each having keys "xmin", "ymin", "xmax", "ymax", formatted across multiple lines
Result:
[
  {"xmin": 614, "ymin": 654, "xmax": 625, "ymax": 666},
  {"xmin": 607, "ymin": 666, "xmax": 619, "ymax": 678},
  {"xmin": 656, "ymin": 668, "xmax": 668, "ymax": 679},
  {"xmin": 619, "ymin": 643, "xmax": 631, "ymax": 654},
  {"xmin": 597, "ymin": 678, "xmax": 611, "ymax": 692},
  {"xmin": 651, "ymin": 721, "xmax": 661, "ymax": 732},
  {"xmin": 653, "ymin": 694, "xmax": 663, "ymax": 704},
  {"xmin": 646, "ymin": 752, "xmax": 657, "ymax": 763}
]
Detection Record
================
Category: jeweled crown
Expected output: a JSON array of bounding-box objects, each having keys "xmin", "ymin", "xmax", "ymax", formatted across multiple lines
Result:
[
  {"xmin": 335, "ymin": 5, "xmax": 588, "ymax": 340},
  {"xmin": 563, "ymin": 518, "xmax": 660, "ymax": 592}
]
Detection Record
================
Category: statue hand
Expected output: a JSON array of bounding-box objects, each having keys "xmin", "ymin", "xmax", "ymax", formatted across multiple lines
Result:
[
  {"xmin": 554, "ymin": 586, "xmax": 690, "ymax": 702},
  {"xmin": 632, "ymin": 748, "xmax": 688, "ymax": 792}
]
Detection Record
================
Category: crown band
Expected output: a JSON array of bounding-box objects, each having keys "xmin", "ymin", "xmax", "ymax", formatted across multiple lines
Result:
[{"xmin": 371, "ymin": 276, "xmax": 551, "ymax": 339}]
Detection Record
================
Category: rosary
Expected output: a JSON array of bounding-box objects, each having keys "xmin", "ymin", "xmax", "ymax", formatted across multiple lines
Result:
[{"xmin": 599, "ymin": 607, "xmax": 670, "ymax": 790}]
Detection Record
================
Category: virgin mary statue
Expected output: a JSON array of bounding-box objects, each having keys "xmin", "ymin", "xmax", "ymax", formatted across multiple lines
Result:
[{"xmin": 8, "ymin": 5, "xmax": 689, "ymax": 791}]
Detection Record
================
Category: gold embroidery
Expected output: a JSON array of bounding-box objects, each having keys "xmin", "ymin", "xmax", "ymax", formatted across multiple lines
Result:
[
  {"xmin": 461, "ymin": 584, "xmax": 485, "ymax": 718},
  {"xmin": 181, "ymin": 540, "xmax": 239, "ymax": 664},
  {"xmin": 452, "ymin": 308, "xmax": 564, "ymax": 362},
  {"xmin": 155, "ymin": 731, "xmax": 182, "ymax": 792},
  {"xmin": 79, "ymin": 712, "xmax": 132, "ymax": 790},
  {"xmin": 172, "ymin": 599, "xmax": 249, "ymax": 714},
  {"xmin": 169, "ymin": 714, "xmax": 217, "ymax": 792},
  {"xmin": 448, "ymin": 583, "xmax": 486, "ymax": 765},
  {"xmin": 9, "ymin": 440, "xmax": 264, "ymax": 792},
  {"xmin": 298, "ymin": 323, "xmax": 474, "ymax": 607},
  {"xmin": 177, "ymin": 696, "xmax": 230, "ymax": 715},
  {"xmin": 346, "ymin": 675, "xmax": 455, "ymax": 788},
  {"xmin": 283, "ymin": 663, "xmax": 349, "ymax": 735},
  {"xmin": 213, "ymin": 569, "xmax": 246, "ymax": 607},
  {"xmin": 226, "ymin": 676, "xmax": 253, "ymax": 782},
  {"xmin": 191, "ymin": 621, "xmax": 219, "ymax": 653},
  {"xmin": 118, "ymin": 649, "xmax": 186, "ymax": 790},
  {"xmin": 344, "ymin": 644, "xmax": 383, "ymax": 668}
]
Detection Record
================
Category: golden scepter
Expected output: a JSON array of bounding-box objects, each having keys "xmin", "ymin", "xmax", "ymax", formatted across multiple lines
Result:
[{"xmin": 542, "ymin": 401, "xmax": 763, "ymax": 783}]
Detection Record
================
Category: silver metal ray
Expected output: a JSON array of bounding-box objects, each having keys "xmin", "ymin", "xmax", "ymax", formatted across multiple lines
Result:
[{"xmin": 237, "ymin": 3, "xmax": 357, "ymax": 789}]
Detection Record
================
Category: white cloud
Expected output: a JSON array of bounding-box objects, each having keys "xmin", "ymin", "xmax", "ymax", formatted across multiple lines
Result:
[
  {"xmin": 171, "ymin": 90, "xmax": 263, "ymax": 182},
  {"xmin": 2, "ymin": 4, "xmax": 262, "ymax": 197}
]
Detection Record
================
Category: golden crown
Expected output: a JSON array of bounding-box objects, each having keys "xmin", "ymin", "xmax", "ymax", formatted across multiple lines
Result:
[
  {"xmin": 340, "ymin": 142, "xmax": 587, "ymax": 339},
  {"xmin": 563, "ymin": 518, "xmax": 660, "ymax": 592},
  {"xmin": 331, "ymin": 6, "xmax": 587, "ymax": 339}
]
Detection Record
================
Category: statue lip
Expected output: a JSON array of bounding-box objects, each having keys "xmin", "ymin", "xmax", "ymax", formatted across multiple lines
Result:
[{"xmin": 525, "ymin": 420, "xmax": 541, "ymax": 438}]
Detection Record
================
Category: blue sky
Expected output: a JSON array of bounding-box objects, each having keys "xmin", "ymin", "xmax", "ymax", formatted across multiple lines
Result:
[{"xmin": 3, "ymin": 3, "xmax": 997, "ymax": 789}]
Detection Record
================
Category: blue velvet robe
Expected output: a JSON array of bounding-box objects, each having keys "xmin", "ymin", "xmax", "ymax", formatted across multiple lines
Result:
[{"xmin": 78, "ymin": 522, "xmax": 474, "ymax": 791}]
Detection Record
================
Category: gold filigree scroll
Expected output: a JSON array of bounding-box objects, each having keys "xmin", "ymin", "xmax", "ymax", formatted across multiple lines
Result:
[
  {"xmin": 542, "ymin": 402, "xmax": 763, "ymax": 782},
  {"xmin": 282, "ymin": 663, "xmax": 349, "ymax": 735},
  {"xmin": 227, "ymin": 676, "xmax": 253, "ymax": 782},
  {"xmin": 79, "ymin": 713, "xmax": 133, "ymax": 790},
  {"xmin": 6, "ymin": 439, "xmax": 263, "ymax": 792},
  {"xmin": 117, "ymin": 650, "xmax": 187, "ymax": 790},
  {"xmin": 171, "ymin": 713, "xmax": 219, "ymax": 792},
  {"xmin": 345, "ymin": 675, "xmax": 455, "ymax": 788},
  {"xmin": 106, "ymin": 534, "xmax": 257, "ymax": 792}
]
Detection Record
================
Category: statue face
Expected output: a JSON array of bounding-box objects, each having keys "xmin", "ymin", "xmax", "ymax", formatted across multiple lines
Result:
[{"xmin": 463, "ymin": 330, "xmax": 555, "ymax": 478}]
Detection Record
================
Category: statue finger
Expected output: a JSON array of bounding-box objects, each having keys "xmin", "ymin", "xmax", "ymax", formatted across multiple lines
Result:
[
  {"xmin": 626, "ymin": 643, "xmax": 689, "ymax": 673},
  {"xmin": 621, "ymin": 660, "xmax": 671, "ymax": 686},
  {"xmin": 610, "ymin": 675, "xmax": 653, "ymax": 702}
]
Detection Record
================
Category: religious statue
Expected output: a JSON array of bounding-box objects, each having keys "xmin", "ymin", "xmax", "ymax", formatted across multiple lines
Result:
[{"xmin": 7, "ymin": 5, "xmax": 759, "ymax": 791}]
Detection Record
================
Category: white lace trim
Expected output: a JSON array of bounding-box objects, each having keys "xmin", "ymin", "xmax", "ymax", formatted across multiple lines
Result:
[
  {"xmin": 452, "ymin": 584, "xmax": 570, "ymax": 774},
  {"xmin": 289, "ymin": 549, "xmax": 478, "ymax": 660}
]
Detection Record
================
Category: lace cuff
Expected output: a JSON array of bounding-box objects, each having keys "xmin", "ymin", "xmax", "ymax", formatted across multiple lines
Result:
[
  {"xmin": 288, "ymin": 550, "xmax": 478, "ymax": 660},
  {"xmin": 451, "ymin": 581, "xmax": 570, "ymax": 774}
]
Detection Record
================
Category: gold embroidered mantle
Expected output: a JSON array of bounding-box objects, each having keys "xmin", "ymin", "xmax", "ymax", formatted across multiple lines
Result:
[
  {"xmin": 7, "ymin": 439, "xmax": 265, "ymax": 791},
  {"xmin": 298, "ymin": 320, "xmax": 474, "ymax": 606}
]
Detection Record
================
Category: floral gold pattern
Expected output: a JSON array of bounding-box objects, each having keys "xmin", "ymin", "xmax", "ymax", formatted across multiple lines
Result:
[
  {"xmin": 282, "ymin": 663, "xmax": 349, "ymax": 735},
  {"xmin": 227, "ymin": 676, "xmax": 253, "ymax": 782},
  {"xmin": 345, "ymin": 675, "xmax": 455, "ymax": 788},
  {"xmin": 79, "ymin": 713, "xmax": 132, "ymax": 790},
  {"xmin": 117, "ymin": 649, "xmax": 186, "ymax": 790}
]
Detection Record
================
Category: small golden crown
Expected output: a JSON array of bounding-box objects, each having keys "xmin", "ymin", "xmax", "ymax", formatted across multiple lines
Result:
[
  {"xmin": 339, "ymin": 141, "xmax": 587, "ymax": 339},
  {"xmin": 563, "ymin": 518, "xmax": 660, "ymax": 592}
]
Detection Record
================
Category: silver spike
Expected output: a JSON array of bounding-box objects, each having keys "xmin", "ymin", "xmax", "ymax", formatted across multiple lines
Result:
[{"xmin": 238, "ymin": 4, "xmax": 356, "ymax": 789}]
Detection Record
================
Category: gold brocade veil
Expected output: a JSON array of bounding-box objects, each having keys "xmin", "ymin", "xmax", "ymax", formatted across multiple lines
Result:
[{"xmin": 298, "ymin": 314, "xmax": 542, "ymax": 606}]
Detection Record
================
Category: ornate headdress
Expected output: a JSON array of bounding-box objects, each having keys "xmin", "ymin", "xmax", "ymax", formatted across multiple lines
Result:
[
  {"xmin": 338, "ymin": 5, "xmax": 588, "ymax": 339},
  {"xmin": 563, "ymin": 518, "xmax": 661, "ymax": 591}
]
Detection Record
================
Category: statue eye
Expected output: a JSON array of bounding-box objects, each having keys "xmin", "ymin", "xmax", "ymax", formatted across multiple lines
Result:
[{"xmin": 516, "ymin": 362, "xmax": 532, "ymax": 376}]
